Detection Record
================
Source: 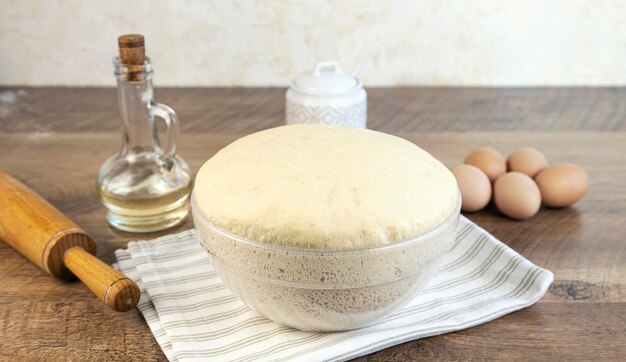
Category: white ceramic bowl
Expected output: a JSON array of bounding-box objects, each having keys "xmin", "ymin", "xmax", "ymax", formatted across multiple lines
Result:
[
  {"xmin": 192, "ymin": 192, "xmax": 460, "ymax": 332},
  {"xmin": 286, "ymin": 61, "xmax": 367, "ymax": 128}
]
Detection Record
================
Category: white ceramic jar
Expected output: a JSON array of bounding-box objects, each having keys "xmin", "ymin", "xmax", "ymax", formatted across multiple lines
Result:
[{"xmin": 286, "ymin": 61, "xmax": 367, "ymax": 128}]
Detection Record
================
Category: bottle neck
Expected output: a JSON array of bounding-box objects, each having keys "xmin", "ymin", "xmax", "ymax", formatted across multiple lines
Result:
[{"xmin": 114, "ymin": 58, "xmax": 157, "ymax": 153}]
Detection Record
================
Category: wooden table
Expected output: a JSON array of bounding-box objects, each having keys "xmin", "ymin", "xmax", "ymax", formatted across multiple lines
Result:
[{"xmin": 0, "ymin": 87, "xmax": 624, "ymax": 361}]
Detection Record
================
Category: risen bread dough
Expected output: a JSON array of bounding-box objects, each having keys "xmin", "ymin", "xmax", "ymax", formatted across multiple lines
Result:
[{"xmin": 194, "ymin": 124, "xmax": 458, "ymax": 249}]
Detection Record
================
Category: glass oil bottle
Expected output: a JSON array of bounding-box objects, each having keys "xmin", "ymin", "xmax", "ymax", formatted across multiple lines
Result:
[{"xmin": 97, "ymin": 34, "xmax": 192, "ymax": 233}]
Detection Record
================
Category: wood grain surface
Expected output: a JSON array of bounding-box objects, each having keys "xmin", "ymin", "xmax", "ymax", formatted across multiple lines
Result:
[{"xmin": 0, "ymin": 87, "xmax": 624, "ymax": 361}]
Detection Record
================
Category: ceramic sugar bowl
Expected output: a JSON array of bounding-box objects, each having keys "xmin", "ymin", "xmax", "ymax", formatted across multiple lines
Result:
[{"xmin": 286, "ymin": 61, "xmax": 367, "ymax": 128}]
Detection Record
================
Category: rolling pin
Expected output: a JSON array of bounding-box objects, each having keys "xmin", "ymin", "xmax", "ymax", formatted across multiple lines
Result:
[{"xmin": 0, "ymin": 170, "xmax": 140, "ymax": 312}]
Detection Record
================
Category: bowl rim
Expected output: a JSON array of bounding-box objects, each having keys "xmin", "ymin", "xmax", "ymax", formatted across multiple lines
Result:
[{"xmin": 191, "ymin": 189, "xmax": 461, "ymax": 256}]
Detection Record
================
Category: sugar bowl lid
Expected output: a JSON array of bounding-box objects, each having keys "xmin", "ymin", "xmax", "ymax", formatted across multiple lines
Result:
[{"xmin": 291, "ymin": 61, "xmax": 361, "ymax": 96}]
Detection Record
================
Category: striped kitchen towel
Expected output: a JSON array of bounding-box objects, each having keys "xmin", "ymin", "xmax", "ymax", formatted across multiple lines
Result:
[{"xmin": 114, "ymin": 216, "xmax": 553, "ymax": 362}]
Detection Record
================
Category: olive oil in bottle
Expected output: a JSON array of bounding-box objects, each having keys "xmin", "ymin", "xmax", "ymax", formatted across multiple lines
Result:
[{"xmin": 97, "ymin": 34, "xmax": 192, "ymax": 232}]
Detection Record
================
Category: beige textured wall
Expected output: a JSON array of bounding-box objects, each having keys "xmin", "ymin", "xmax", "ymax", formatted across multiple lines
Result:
[{"xmin": 1, "ymin": 0, "xmax": 625, "ymax": 86}]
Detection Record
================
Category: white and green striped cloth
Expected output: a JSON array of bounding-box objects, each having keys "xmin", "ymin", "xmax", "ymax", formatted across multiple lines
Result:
[{"xmin": 114, "ymin": 216, "xmax": 553, "ymax": 362}]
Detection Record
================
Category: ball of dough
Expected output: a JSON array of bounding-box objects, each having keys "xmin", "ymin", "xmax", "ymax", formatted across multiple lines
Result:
[
  {"xmin": 450, "ymin": 164, "xmax": 492, "ymax": 212},
  {"xmin": 464, "ymin": 147, "xmax": 506, "ymax": 182},
  {"xmin": 194, "ymin": 124, "xmax": 459, "ymax": 249}
]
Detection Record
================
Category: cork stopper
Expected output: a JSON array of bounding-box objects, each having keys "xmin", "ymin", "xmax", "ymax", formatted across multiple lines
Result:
[
  {"xmin": 118, "ymin": 34, "xmax": 146, "ymax": 80},
  {"xmin": 118, "ymin": 34, "xmax": 145, "ymax": 64}
]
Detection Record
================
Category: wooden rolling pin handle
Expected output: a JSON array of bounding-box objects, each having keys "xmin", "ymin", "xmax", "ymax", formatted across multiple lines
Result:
[
  {"xmin": 0, "ymin": 170, "xmax": 140, "ymax": 312},
  {"xmin": 64, "ymin": 247, "xmax": 140, "ymax": 312}
]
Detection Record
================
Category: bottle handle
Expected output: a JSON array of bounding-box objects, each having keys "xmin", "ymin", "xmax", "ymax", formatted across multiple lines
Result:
[{"xmin": 149, "ymin": 102, "xmax": 179, "ymax": 157}]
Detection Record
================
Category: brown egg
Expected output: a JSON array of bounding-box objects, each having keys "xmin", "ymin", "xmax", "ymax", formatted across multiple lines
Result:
[
  {"xmin": 507, "ymin": 147, "xmax": 548, "ymax": 177},
  {"xmin": 450, "ymin": 164, "xmax": 492, "ymax": 212},
  {"xmin": 464, "ymin": 147, "xmax": 506, "ymax": 182},
  {"xmin": 493, "ymin": 172, "xmax": 542, "ymax": 220},
  {"xmin": 535, "ymin": 163, "xmax": 589, "ymax": 208}
]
